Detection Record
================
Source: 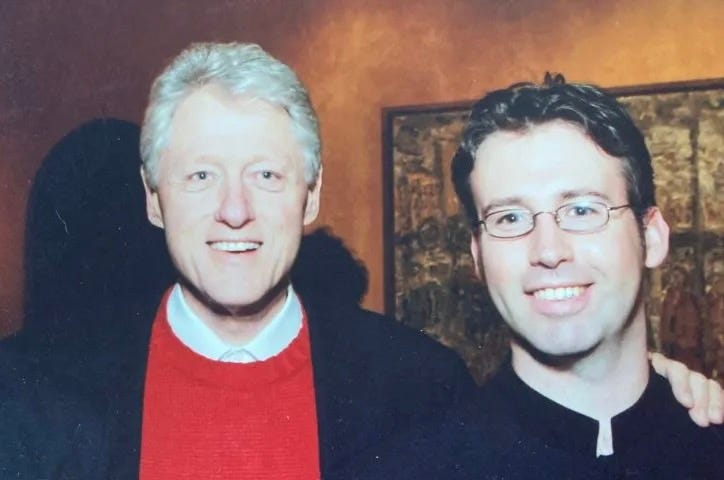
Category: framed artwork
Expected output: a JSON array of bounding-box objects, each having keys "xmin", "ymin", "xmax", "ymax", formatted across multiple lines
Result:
[{"xmin": 382, "ymin": 79, "xmax": 724, "ymax": 383}]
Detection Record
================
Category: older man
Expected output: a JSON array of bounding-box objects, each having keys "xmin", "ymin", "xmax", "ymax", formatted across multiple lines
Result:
[
  {"xmin": 93, "ymin": 42, "xmax": 475, "ymax": 479},
  {"xmin": 345, "ymin": 76, "xmax": 724, "ymax": 479}
]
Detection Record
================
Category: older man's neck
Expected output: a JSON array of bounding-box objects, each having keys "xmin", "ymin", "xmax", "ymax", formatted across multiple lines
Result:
[{"xmin": 182, "ymin": 281, "xmax": 290, "ymax": 346}]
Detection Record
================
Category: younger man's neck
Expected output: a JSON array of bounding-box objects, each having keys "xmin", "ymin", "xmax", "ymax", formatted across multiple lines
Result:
[{"xmin": 510, "ymin": 321, "xmax": 649, "ymax": 424}]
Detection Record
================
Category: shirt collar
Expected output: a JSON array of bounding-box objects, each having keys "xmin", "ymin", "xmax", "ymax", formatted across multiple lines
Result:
[
  {"xmin": 486, "ymin": 361, "xmax": 664, "ymax": 458},
  {"xmin": 166, "ymin": 283, "xmax": 303, "ymax": 363}
]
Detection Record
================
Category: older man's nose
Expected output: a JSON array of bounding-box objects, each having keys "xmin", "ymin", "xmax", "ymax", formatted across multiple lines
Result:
[{"xmin": 214, "ymin": 180, "xmax": 254, "ymax": 228}]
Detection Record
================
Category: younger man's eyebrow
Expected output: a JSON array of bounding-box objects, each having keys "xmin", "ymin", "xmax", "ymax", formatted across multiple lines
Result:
[
  {"xmin": 480, "ymin": 190, "xmax": 615, "ymax": 217},
  {"xmin": 481, "ymin": 196, "xmax": 526, "ymax": 217},
  {"xmin": 559, "ymin": 190, "xmax": 614, "ymax": 203}
]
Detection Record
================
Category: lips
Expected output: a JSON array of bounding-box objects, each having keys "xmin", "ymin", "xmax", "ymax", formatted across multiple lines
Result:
[
  {"xmin": 208, "ymin": 241, "xmax": 261, "ymax": 253},
  {"xmin": 526, "ymin": 283, "xmax": 592, "ymax": 317}
]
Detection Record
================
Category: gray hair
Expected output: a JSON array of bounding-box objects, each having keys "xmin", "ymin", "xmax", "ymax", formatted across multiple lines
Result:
[{"xmin": 140, "ymin": 42, "xmax": 321, "ymax": 190}]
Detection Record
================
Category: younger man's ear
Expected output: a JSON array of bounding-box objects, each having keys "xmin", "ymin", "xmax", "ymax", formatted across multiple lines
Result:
[
  {"xmin": 140, "ymin": 167, "xmax": 164, "ymax": 229},
  {"xmin": 643, "ymin": 207, "xmax": 669, "ymax": 269}
]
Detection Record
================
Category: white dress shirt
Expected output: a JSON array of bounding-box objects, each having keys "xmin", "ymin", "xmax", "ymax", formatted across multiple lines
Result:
[{"xmin": 166, "ymin": 283, "xmax": 303, "ymax": 363}]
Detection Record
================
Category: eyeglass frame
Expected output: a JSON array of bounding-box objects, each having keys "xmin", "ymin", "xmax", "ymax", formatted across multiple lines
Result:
[{"xmin": 473, "ymin": 200, "xmax": 632, "ymax": 239}]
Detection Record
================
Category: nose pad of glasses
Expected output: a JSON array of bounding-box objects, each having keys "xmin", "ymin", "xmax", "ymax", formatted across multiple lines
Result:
[{"xmin": 532, "ymin": 210, "xmax": 561, "ymax": 226}]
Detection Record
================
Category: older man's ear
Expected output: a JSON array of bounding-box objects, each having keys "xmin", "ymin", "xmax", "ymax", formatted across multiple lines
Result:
[
  {"xmin": 303, "ymin": 167, "xmax": 323, "ymax": 226},
  {"xmin": 140, "ymin": 167, "xmax": 164, "ymax": 229}
]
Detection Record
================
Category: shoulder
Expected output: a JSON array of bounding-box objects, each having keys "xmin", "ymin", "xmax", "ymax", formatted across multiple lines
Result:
[
  {"xmin": 625, "ymin": 371, "xmax": 724, "ymax": 476},
  {"xmin": 305, "ymin": 300, "xmax": 451, "ymax": 353},
  {"xmin": 305, "ymin": 301, "xmax": 476, "ymax": 417},
  {"xmin": 646, "ymin": 372, "xmax": 724, "ymax": 442},
  {"xmin": 0, "ymin": 347, "xmax": 107, "ymax": 478},
  {"xmin": 306, "ymin": 301, "xmax": 471, "ymax": 377}
]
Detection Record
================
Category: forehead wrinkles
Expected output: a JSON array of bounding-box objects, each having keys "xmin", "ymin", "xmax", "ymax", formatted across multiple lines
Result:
[
  {"xmin": 160, "ymin": 91, "xmax": 303, "ymax": 173},
  {"xmin": 169, "ymin": 97, "xmax": 291, "ymax": 145}
]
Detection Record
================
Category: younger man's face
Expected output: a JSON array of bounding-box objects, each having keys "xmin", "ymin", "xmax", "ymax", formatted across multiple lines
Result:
[{"xmin": 468, "ymin": 120, "xmax": 669, "ymax": 358}]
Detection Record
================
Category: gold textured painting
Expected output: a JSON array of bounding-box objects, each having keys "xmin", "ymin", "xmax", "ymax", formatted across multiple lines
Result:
[{"xmin": 382, "ymin": 80, "xmax": 724, "ymax": 384}]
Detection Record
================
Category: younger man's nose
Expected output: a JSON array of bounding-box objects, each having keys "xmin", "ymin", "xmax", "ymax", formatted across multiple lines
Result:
[{"xmin": 527, "ymin": 214, "xmax": 573, "ymax": 269}]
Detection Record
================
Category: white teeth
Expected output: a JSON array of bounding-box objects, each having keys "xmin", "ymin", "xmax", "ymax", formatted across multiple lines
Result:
[
  {"xmin": 533, "ymin": 286, "xmax": 585, "ymax": 301},
  {"xmin": 210, "ymin": 241, "xmax": 260, "ymax": 252}
]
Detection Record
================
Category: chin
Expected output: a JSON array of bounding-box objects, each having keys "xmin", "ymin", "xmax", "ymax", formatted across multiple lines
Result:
[
  {"xmin": 514, "ymin": 330, "xmax": 600, "ymax": 365},
  {"xmin": 205, "ymin": 294, "xmax": 278, "ymax": 318},
  {"xmin": 533, "ymin": 346, "xmax": 599, "ymax": 367},
  {"xmin": 217, "ymin": 282, "xmax": 288, "ymax": 313},
  {"xmin": 182, "ymin": 273, "xmax": 289, "ymax": 315}
]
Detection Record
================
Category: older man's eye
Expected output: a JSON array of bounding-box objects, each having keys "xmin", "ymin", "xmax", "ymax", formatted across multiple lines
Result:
[
  {"xmin": 253, "ymin": 169, "xmax": 285, "ymax": 191},
  {"xmin": 180, "ymin": 170, "xmax": 216, "ymax": 192}
]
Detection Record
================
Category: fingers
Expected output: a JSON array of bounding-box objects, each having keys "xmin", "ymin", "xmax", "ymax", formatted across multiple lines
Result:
[
  {"xmin": 706, "ymin": 379, "xmax": 724, "ymax": 425},
  {"xmin": 649, "ymin": 351, "xmax": 723, "ymax": 426},
  {"xmin": 650, "ymin": 352, "xmax": 694, "ymax": 408},
  {"xmin": 687, "ymin": 372, "xmax": 711, "ymax": 427}
]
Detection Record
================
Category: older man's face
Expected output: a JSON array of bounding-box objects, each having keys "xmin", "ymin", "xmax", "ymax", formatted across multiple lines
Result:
[{"xmin": 144, "ymin": 84, "xmax": 320, "ymax": 320}]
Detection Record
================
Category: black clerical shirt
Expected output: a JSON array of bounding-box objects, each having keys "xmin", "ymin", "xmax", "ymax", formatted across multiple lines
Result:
[{"xmin": 340, "ymin": 361, "xmax": 724, "ymax": 479}]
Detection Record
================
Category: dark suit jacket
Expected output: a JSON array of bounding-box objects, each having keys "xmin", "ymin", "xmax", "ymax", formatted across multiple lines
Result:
[
  {"xmin": 0, "ymin": 348, "xmax": 107, "ymax": 479},
  {"xmin": 94, "ymin": 296, "xmax": 475, "ymax": 478}
]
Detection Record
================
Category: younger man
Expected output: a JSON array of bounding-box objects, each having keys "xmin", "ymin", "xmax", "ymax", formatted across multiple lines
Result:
[{"xmin": 348, "ymin": 76, "xmax": 723, "ymax": 479}]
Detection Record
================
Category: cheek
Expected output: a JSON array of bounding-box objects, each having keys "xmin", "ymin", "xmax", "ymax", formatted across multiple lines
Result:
[
  {"xmin": 160, "ymin": 189, "xmax": 217, "ymax": 222},
  {"xmin": 480, "ymin": 242, "xmax": 522, "ymax": 289},
  {"xmin": 582, "ymin": 228, "xmax": 644, "ymax": 274},
  {"xmin": 253, "ymin": 189, "xmax": 309, "ymax": 226}
]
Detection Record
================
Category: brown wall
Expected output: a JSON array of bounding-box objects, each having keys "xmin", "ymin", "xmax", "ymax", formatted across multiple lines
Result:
[{"xmin": 2, "ymin": 0, "xmax": 723, "ymax": 335}]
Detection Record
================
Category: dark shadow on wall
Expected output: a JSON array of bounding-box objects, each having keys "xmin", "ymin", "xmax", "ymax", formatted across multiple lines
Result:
[
  {"xmin": 10, "ymin": 118, "xmax": 176, "ymax": 364},
  {"xmin": 292, "ymin": 227, "xmax": 369, "ymax": 307}
]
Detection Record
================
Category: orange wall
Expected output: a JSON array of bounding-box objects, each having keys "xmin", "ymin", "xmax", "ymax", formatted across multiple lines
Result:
[{"xmin": 2, "ymin": 0, "xmax": 723, "ymax": 335}]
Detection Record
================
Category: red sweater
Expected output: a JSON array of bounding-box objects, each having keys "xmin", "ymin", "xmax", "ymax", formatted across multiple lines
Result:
[{"xmin": 140, "ymin": 299, "xmax": 321, "ymax": 479}]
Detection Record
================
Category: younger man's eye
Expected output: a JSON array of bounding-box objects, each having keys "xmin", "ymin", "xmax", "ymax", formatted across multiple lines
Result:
[
  {"xmin": 496, "ymin": 211, "xmax": 524, "ymax": 225},
  {"xmin": 568, "ymin": 203, "xmax": 603, "ymax": 217}
]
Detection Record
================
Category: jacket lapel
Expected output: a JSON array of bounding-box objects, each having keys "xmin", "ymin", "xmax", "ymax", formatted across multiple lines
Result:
[{"xmin": 307, "ymin": 301, "xmax": 365, "ymax": 477}]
